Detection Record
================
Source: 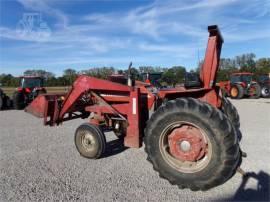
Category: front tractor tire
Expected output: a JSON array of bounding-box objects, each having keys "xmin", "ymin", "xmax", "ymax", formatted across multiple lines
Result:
[
  {"xmin": 13, "ymin": 91, "xmax": 25, "ymax": 110},
  {"xmin": 230, "ymin": 85, "xmax": 244, "ymax": 99},
  {"xmin": 74, "ymin": 123, "xmax": 106, "ymax": 159},
  {"xmin": 144, "ymin": 98, "xmax": 240, "ymax": 191},
  {"xmin": 261, "ymin": 86, "xmax": 270, "ymax": 98},
  {"xmin": 0, "ymin": 96, "xmax": 3, "ymax": 110}
]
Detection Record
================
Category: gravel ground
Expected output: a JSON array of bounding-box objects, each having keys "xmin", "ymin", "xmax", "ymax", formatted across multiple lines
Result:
[{"xmin": 0, "ymin": 98, "xmax": 269, "ymax": 201}]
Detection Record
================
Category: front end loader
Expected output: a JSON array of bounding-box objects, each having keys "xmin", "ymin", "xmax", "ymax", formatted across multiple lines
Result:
[{"xmin": 25, "ymin": 25, "xmax": 244, "ymax": 191}]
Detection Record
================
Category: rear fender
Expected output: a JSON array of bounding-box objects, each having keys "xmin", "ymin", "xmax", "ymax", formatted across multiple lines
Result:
[
  {"xmin": 159, "ymin": 87, "xmax": 222, "ymax": 108},
  {"xmin": 199, "ymin": 88, "xmax": 222, "ymax": 108}
]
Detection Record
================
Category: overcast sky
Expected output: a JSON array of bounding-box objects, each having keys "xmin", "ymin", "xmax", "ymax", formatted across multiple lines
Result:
[{"xmin": 0, "ymin": 0, "xmax": 269, "ymax": 76}]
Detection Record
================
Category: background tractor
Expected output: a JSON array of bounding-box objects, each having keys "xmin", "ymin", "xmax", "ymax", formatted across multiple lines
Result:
[
  {"xmin": 257, "ymin": 73, "xmax": 270, "ymax": 98},
  {"xmin": 13, "ymin": 76, "xmax": 46, "ymax": 109},
  {"xmin": 25, "ymin": 25, "xmax": 244, "ymax": 191},
  {"xmin": 141, "ymin": 72, "xmax": 163, "ymax": 86},
  {"xmin": 219, "ymin": 72, "xmax": 261, "ymax": 99}
]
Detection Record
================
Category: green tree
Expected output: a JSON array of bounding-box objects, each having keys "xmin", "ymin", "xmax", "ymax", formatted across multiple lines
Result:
[
  {"xmin": 217, "ymin": 58, "xmax": 238, "ymax": 81},
  {"xmin": 256, "ymin": 58, "xmax": 270, "ymax": 74},
  {"xmin": 124, "ymin": 67, "xmax": 140, "ymax": 80},
  {"xmin": 161, "ymin": 66, "xmax": 186, "ymax": 86},
  {"xmin": 24, "ymin": 69, "xmax": 55, "ymax": 79},
  {"xmin": 219, "ymin": 58, "xmax": 236, "ymax": 70},
  {"xmin": 63, "ymin": 68, "xmax": 77, "ymax": 85},
  {"xmin": 139, "ymin": 66, "xmax": 155, "ymax": 74},
  {"xmin": 0, "ymin": 74, "xmax": 20, "ymax": 86},
  {"xmin": 235, "ymin": 53, "xmax": 256, "ymax": 72},
  {"xmin": 81, "ymin": 67, "xmax": 115, "ymax": 79}
]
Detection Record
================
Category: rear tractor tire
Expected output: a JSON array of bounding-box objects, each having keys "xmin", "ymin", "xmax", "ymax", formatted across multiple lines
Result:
[
  {"xmin": 249, "ymin": 84, "xmax": 261, "ymax": 99},
  {"xmin": 230, "ymin": 85, "xmax": 244, "ymax": 99},
  {"xmin": 221, "ymin": 97, "xmax": 241, "ymax": 141},
  {"xmin": 13, "ymin": 91, "xmax": 25, "ymax": 110},
  {"xmin": 144, "ymin": 98, "xmax": 240, "ymax": 191},
  {"xmin": 221, "ymin": 97, "xmax": 240, "ymax": 129},
  {"xmin": 74, "ymin": 123, "xmax": 106, "ymax": 159}
]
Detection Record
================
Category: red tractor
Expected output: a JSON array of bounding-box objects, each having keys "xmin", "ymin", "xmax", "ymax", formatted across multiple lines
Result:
[
  {"xmin": 13, "ymin": 76, "xmax": 46, "ymax": 109},
  {"xmin": 25, "ymin": 25, "xmax": 244, "ymax": 191},
  {"xmin": 219, "ymin": 72, "xmax": 261, "ymax": 99}
]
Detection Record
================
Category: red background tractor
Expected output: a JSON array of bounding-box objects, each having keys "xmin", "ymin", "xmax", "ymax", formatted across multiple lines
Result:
[
  {"xmin": 13, "ymin": 76, "xmax": 46, "ymax": 109},
  {"xmin": 219, "ymin": 72, "xmax": 261, "ymax": 99}
]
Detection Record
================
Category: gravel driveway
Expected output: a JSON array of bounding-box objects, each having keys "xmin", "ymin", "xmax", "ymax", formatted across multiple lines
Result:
[{"xmin": 0, "ymin": 99, "xmax": 269, "ymax": 201}]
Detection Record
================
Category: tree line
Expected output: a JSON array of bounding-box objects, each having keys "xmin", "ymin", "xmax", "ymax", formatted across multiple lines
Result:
[{"xmin": 0, "ymin": 53, "xmax": 269, "ymax": 87}]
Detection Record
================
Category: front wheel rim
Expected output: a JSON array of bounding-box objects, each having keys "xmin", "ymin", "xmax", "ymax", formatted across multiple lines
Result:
[
  {"xmin": 262, "ymin": 88, "xmax": 269, "ymax": 96},
  {"xmin": 159, "ymin": 121, "xmax": 212, "ymax": 173},
  {"xmin": 81, "ymin": 132, "xmax": 97, "ymax": 152}
]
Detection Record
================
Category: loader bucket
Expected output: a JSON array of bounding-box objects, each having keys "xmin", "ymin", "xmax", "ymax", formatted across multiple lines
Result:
[
  {"xmin": 25, "ymin": 94, "xmax": 65, "ymax": 125},
  {"xmin": 25, "ymin": 95, "xmax": 48, "ymax": 118}
]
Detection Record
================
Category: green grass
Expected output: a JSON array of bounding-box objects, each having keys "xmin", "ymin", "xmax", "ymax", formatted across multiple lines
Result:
[{"xmin": 1, "ymin": 86, "xmax": 69, "ymax": 97}]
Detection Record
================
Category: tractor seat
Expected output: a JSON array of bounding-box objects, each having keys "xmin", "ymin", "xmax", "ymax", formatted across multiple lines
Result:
[{"xmin": 184, "ymin": 72, "xmax": 202, "ymax": 88}]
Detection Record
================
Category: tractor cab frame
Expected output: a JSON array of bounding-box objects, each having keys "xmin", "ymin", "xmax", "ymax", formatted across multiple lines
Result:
[{"xmin": 20, "ymin": 76, "xmax": 44, "ymax": 89}]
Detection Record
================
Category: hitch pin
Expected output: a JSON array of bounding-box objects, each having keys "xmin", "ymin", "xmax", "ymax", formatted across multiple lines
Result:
[
  {"xmin": 236, "ymin": 149, "xmax": 247, "ymax": 176},
  {"xmin": 241, "ymin": 151, "xmax": 247, "ymax": 158},
  {"xmin": 237, "ymin": 167, "xmax": 246, "ymax": 176}
]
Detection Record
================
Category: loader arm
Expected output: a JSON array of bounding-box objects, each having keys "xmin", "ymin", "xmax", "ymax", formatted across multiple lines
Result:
[
  {"xmin": 200, "ymin": 25, "xmax": 224, "ymax": 88},
  {"xmin": 58, "ymin": 75, "xmax": 131, "ymax": 120}
]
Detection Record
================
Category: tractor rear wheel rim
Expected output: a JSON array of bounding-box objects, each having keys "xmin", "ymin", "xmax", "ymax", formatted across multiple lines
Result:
[
  {"xmin": 81, "ymin": 132, "xmax": 96, "ymax": 151},
  {"xmin": 231, "ymin": 87, "xmax": 238, "ymax": 97},
  {"xmin": 159, "ymin": 121, "xmax": 212, "ymax": 173}
]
